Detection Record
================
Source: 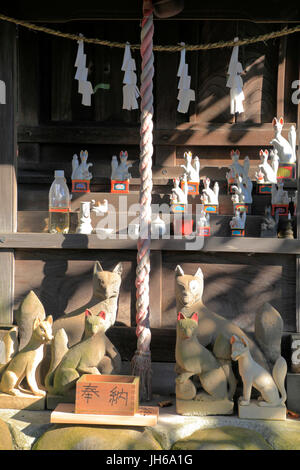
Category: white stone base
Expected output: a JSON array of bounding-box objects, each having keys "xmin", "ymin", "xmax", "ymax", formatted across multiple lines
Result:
[
  {"xmin": 238, "ymin": 400, "xmax": 286, "ymax": 421},
  {"xmin": 0, "ymin": 392, "xmax": 45, "ymax": 411},
  {"xmin": 176, "ymin": 392, "xmax": 234, "ymax": 417}
]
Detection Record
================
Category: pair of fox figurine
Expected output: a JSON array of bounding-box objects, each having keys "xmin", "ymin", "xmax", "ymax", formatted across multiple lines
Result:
[{"xmin": 0, "ymin": 262, "xmax": 122, "ymax": 399}]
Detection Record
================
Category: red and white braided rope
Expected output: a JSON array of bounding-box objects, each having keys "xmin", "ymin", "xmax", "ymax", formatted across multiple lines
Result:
[{"xmin": 132, "ymin": 0, "xmax": 154, "ymax": 400}]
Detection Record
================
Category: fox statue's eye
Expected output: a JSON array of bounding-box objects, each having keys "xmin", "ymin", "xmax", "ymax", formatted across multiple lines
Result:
[{"xmin": 189, "ymin": 280, "xmax": 199, "ymax": 292}]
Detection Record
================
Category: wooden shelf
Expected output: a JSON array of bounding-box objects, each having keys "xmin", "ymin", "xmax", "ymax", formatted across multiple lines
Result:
[
  {"xmin": 1, "ymin": 232, "xmax": 299, "ymax": 254},
  {"xmin": 18, "ymin": 123, "xmax": 297, "ymax": 147}
]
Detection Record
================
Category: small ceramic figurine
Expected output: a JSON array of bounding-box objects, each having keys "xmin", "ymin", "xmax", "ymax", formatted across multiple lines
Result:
[
  {"xmin": 76, "ymin": 201, "xmax": 93, "ymax": 234},
  {"xmin": 226, "ymin": 150, "xmax": 250, "ymax": 183},
  {"xmin": 151, "ymin": 213, "xmax": 167, "ymax": 238},
  {"xmin": 91, "ymin": 199, "xmax": 109, "ymax": 216},
  {"xmin": 231, "ymin": 176, "xmax": 253, "ymax": 205},
  {"xmin": 255, "ymin": 149, "xmax": 279, "ymax": 185},
  {"xmin": 197, "ymin": 206, "xmax": 210, "ymax": 236},
  {"xmin": 181, "ymin": 152, "xmax": 201, "ymax": 183},
  {"xmin": 111, "ymin": 151, "xmax": 132, "ymax": 181},
  {"xmin": 231, "ymin": 335, "xmax": 287, "ymax": 420},
  {"xmin": 270, "ymin": 117, "xmax": 296, "ymax": 164},
  {"xmin": 0, "ymin": 316, "xmax": 53, "ymax": 397},
  {"xmin": 171, "ymin": 175, "xmax": 188, "ymax": 205},
  {"xmin": 271, "ymin": 182, "xmax": 289, "ymax": 205},
  {"xmin": 277, "ymin": 213, "xmax": 295, "ymax": 239},
  {"xmin": 230, "ymin": 209, "xmax": 246, "ymax": 230},
  {"xmin": 72, "ymin": 150, "xmax": 93, "ymax": 181},
  {"xmin": 260, "ymin": 207, "xmax": 278, "ymax": 238},
  {"xmin": 201, "ymin": 178, "xmax": 219, "ymax": 205}
]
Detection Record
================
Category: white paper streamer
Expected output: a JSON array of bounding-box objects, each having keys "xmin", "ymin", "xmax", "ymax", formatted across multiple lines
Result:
[
  {"xmin": 226, "ymin": 37, "xmax": 245, "ymax": 115},
  {"xmin": 74, "ymin": 35, "xmax": 94, "ymax": 107},
  {"xmin": 122, "ymin": 42, "xmax": 140, "ymax": 111},
  {"xmin": 177, "ymin": 43, "xmax": 195, "ymax": 114}
]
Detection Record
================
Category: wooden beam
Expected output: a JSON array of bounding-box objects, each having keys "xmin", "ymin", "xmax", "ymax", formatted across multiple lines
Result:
[
  {"xmin": 0, "ymin": 22, "xmax": 17, "ymax": 324},
  {"xmin": 17, "ymin": 123, "xmax": 297, "ymax": 147},
  {"xmin": 277, "ymin": 34, "xmax": 287, "ymax": 118},
  {"xmin": 1, "ymin": 233, "xmax": 300, "ymax": 254}
]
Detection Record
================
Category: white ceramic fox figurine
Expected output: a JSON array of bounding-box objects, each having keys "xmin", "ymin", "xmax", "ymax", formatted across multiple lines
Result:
[
  {"xmin": 171, "ymin": 175, "xmax": 188, "ymax": 204},
  {"xmin": 202, "ymin": 178, "xmax": 219, "ymax": 205},
  {"xmin": 271, "ymin": 117, "xmax": 296, "ymax": 164},
  {"xmin": 72, "ymin": 150, "xmax": 93, "ymax": 180},
  {"xmin": 230, "ymin": 210, "xmax": 246, "ymax": 230},
  {"xmin": 231, "ymin": 335, "xmax": 287, "ymax": 407},
  {"xmin": 255, "ymin": 150, "xmax": 278, "ymax": 184},
  {"xmin": 181, "ymin": 152, "xmax": 200, "ymax": 183}
]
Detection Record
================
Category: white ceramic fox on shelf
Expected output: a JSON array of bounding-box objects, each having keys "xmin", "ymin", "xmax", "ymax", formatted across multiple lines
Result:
[
  {"xmin": 201, "ymin": 178, "xmax": 219, "ymax": 205},
  {"xmin": 271, "ymin": 182, "xmax": 289, "ymax": 205},
  {"xmin": 226, "ymin": 150, "xmax": 250, "ymax": 183},
  {"xmin": 230, "ymin": 210, "xmax": 246, "ymax": 230},
  {"xmin": 270, "ymin": 117, "xmax": 296, "ymax": 164},
  {"xmin": 72, "ymin": 150, "xmax": 93, "ymax": 181},
  {"xmin": 181, "ymin": 152, "xmax": 200, "ymax": 182},
  {"xmin": 111, "ymin": 151, "xmax": 132, "ymax": 181},
  {"xmin": 171, "ymin": 175, "xmax": 188, "ymax": 205},
  {"xmin": 231, "ymin": 176, "xmax": 253, "ymax": 205},
  {"xmin": 255, "ymin": 149, "xmax": 279, "ymax": 185}
]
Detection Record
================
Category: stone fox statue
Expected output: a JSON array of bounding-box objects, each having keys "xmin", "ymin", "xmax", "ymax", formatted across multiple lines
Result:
[
  {"xmin": 45, "ymin": 309, "xmax": 121, "ymax": 398},
  {"xmin": 231, "ymin": 335, "xmax": 287, "ymax": 407},
  {"xmin": 16, "ymin": 262, "xmax": 123, "ymax": 350},
  {"xmin": 176, "ymin": 312, "xmax": 229, "ymax": 401},
  {"xmin": 0, "ymin": 316, "xmax": 53, "ymax": 397},
  {"xmin": 175, "ymin": 265, "xmax": 281, "ymax": 375},
  {"xmin": 52, "ymin": 261, "xmax": 123, "ymax": 347}
]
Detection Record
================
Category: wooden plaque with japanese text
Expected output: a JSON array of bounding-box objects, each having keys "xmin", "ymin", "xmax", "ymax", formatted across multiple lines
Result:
[{"xmin": 75, "ymin": 375, "xmax": 139, "ymax": 416}]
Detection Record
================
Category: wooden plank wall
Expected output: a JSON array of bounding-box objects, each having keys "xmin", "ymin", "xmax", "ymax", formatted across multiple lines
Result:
[{"xmin": 10, "ymin": 18, "xmax": 300, "ymax": 361}]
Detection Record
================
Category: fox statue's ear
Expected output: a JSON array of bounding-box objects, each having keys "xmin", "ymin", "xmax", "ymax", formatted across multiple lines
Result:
[
  {"xmin": 46, "ymin": 315, "xmax": 53, "ymax": 325},
  {"xmin": 279, "ymin": 117, "xmax": 284, "ymax": 125},
  {"xmin": 113, "ymin": 263, "xmax": 123, "ymax": 276},
  {"xmin": 191, "ymin": 313, "xmax": 199, "ymax": 323},
  {"xmin": 33, "ymin": 317, "xmax": 41, "ymax": 329},
  {"xmin": 94, "ymin": 261, "xmax": 104, "ymax": 274},
  {"xmin": 194, "ymin": 268, "xmax": 203, "ymax": 280},
  {"xmin": 85, "ymin": 309, "xmax": 92, "ymax": 317},
  {"xmin": 230, "ymin": 335, "xmax": 237, "ymax": 345},
  {"xmin": 177, "ymin": 312, "xmax": 185, "ymax": 321},
  {"xmin": 236, "ymin": 150, "xmax": 240, "ymax": 156},
  {"xmin": 259, "ymin": 149, "xmax": 263, "ymax": 156},
  {"xmin": 175, "ymin": 265, "xmax": 185, "ymax": 277},
  {"xmin": 272, "ymin": 117, "xmax": 277, "ymax": 126},
  {"xmin": 97, "ymin": 311, "xmax": 106, "ymax": 320},
  {"xmin": 241, "ymin": 336, "xmax": 249, "ymax": 347}
]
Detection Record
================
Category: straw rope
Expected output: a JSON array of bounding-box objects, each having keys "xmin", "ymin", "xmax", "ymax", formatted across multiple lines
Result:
[{"xmin": 0, "ymin": 12, "xmax": 300, "ymax": 51}]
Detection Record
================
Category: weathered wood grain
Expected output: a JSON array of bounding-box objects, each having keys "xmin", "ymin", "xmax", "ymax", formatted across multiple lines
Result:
[{"xmin": 0, "ymin": 22, "xmax": 17, "ymax": 324}]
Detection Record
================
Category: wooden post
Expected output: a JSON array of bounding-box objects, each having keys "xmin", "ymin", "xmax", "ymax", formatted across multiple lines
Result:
[{"xmin": 0, "ymin": 21, "xmax": 17, "ymax": 324}]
